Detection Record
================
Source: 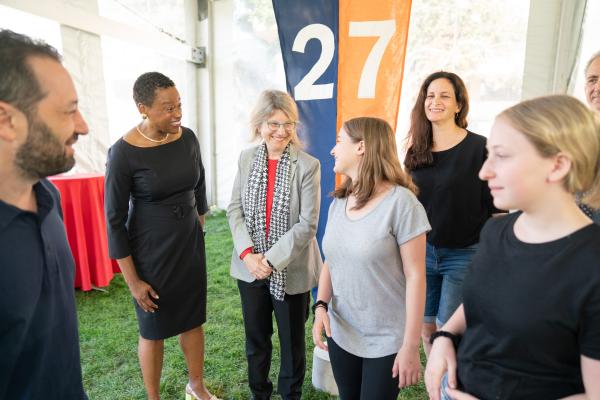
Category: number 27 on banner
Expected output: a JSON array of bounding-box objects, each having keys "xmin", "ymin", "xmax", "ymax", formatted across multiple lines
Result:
[{"xmin": 292, "ymin": 20, "xmax": 396, "ymax": 101}]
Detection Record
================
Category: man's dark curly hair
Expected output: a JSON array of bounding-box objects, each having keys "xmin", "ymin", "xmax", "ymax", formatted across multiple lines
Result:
[
  {"xmin": 0, "ymin": 29, "xmax": 62, "ymax": 119},
  {"xmin": 133, "ymin": 72, "xmax": 175, "ymax": 107}
]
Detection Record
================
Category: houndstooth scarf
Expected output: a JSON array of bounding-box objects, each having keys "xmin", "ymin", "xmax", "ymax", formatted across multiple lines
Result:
[{"xmin": 243, "ymin": 143, "xmax": 291, "ymax": 301}]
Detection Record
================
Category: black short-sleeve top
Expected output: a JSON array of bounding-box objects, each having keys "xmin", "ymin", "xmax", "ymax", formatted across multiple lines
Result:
[
  {"xmin": 410, "ymin": 131, "xmax": 499, "ymax": 248},
  {"xmin": 457, "ymin": 212, "xmax": 600, "ymax": 399}
]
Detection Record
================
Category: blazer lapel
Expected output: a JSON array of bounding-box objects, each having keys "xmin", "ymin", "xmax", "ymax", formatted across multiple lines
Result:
[
  {"xmin": 288, "ymin": 145, "xmax": 300, "ymax": 226},
  {"xmin": 289, "ymin": 144, "xmax": 299, "ymax": 182}
]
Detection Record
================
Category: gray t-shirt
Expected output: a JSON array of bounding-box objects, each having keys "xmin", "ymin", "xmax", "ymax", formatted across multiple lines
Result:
[{"xmin": 322, "ymin": 185, "xmax": 430, "ymax": 358}]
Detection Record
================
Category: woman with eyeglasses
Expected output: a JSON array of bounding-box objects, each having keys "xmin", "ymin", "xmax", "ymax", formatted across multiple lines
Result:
[{"xmin": 227, "ymin": 89, "xmax": 323, "ymax": 400}]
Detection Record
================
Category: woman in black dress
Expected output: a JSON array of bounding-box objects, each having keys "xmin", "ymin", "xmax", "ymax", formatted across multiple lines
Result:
[{"xmin": 105, "ymin": 72, "xmax": 219, "ymax": 400}]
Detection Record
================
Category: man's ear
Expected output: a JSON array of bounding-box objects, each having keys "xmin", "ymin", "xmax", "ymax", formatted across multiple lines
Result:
[{"xmin": 0, "ymin": 101, "xmax": 20, "ymax": 142}]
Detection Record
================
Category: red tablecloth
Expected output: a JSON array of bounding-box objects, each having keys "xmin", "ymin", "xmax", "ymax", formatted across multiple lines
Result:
[{"xmin": 49, "ymin": 173, "xmax": 120, "ymax": 291}]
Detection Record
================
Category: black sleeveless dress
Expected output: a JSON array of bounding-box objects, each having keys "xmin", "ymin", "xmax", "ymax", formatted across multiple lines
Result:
[{"xmin": 105, "ymin": 128, "xmax": 208, "ymax": 339}]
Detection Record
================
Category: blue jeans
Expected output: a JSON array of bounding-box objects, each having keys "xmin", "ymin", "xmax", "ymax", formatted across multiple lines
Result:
[{"xmin": 424, "ymin": 242, "xmax": 477, "ymax": 326}]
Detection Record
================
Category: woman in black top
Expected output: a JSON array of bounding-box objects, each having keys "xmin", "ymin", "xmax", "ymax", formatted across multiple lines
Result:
[
  {"xmin": 404, "ymin": 72, "xmax": 498, "ymax": 356},
  {"xmin": 424, "ymin": 95, "xmax": 600, "ymax": 400},
  {"xmin": 105, "ymin": 72, "xmax": 219, "ymax": 400}
]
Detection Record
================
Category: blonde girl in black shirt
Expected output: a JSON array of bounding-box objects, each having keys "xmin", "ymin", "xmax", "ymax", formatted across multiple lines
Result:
[{"xmin": 424, "ymin": 95, "xmax": 600, "ymax": 400}]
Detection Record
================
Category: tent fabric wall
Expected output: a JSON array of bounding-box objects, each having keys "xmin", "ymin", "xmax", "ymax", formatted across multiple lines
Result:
[
  {"xmin": 0, "ymin": 0, "xmax": 209, "ymax": 194},
  {"xmin": 521, "ymin": 0, "xmax": 587, "ymax": 98},
  {"xmin": 61, "ymin": 24, "xmax": 111, "ymax": 174},
  {"xmin": 212, "ymin": 0, "xmax": 288, "ymax": 208}
]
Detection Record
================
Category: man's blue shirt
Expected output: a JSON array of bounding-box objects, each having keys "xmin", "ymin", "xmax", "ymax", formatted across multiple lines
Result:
[{"xmin": 0, "ymin": 179, "xmax": 86, "ymax": 399}]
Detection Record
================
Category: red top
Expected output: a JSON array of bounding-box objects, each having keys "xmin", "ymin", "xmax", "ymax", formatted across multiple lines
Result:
[
  {"xmin": 240, "ymin": 159, "xmax": 278, "ymax": 260},
  {"xmin": 265, "ymin": 159, "xmax": 278, "ymax": 239}
]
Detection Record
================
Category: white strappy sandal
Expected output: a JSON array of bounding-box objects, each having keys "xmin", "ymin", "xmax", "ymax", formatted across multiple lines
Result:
[{"xmin": 185, "ymin": 383, "xmax": 222, "ymax": 400}]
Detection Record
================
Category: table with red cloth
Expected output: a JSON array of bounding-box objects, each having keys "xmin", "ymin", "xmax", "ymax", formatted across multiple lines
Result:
[{"xmin": 49, "ymin": 173, "xmax": 120, "ymax": 291}]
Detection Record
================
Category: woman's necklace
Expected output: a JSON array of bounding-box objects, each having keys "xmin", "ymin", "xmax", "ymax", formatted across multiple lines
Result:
[{"xmin": 136, "ymin": 123, "xmax": 169, "ymax": 143}]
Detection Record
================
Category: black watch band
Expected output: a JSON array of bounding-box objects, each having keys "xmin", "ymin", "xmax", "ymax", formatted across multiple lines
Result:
[
  {"xmin": 430, "ymin": 330, "xmax": 461, "ymax": 348},
  {"xmin": 311, "ymin": 300, "xmax": 328, "ymax": 315}
]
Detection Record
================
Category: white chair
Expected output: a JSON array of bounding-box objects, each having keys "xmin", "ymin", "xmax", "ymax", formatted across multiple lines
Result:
[{"xmin": 311, "ymin": 344, "xmax": 339, "ymax": 396}]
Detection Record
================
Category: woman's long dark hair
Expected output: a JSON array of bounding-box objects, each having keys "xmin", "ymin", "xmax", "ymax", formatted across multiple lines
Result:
[{"xmin": 404, "ymin": 71, "xmax": 470, "ymax": 170}]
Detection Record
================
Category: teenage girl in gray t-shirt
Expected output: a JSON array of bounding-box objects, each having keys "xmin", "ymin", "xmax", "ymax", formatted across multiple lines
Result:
[{"xmin": 312, "ymin": 117, "xmax": 431, "ymax": 400}]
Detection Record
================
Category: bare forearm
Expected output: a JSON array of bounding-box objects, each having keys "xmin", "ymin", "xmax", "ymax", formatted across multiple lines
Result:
[
  {"xmin": 116, "ymin": 256, "xmax": 141, "ymax": 285},
  {"xmin": 403, "ymin": 268, "xmax": 426, "ymax": 348},
  {"xmin": 317, "ymin": 263, "xmax": 333, "ymax": 303},
  {"xmin": 398, "ymin": 234, "xmax": 427, "ymax": 348},
  {"xmin": 117, "ymin": 255, "xmax": 159, "ymax": 311},
  {"xmin": 441, "ymin": 304, "xmax": 467, "ymax": 335}
]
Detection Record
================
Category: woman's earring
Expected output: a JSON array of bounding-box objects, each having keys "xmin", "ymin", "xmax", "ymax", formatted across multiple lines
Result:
[{"xmin": 141, "ymin": 113, "xmax": 147, "ymax": 120}]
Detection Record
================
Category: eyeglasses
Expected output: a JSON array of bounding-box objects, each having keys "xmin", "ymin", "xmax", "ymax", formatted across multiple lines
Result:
[{"xmin": 266, "ymin": 121, "xmax": 297, "ymax": 132}]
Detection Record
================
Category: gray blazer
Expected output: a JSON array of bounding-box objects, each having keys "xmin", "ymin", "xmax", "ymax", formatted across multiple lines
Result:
[{"xmin": 227, "ymin": 144, "xmax": 323, "ymax": 295}]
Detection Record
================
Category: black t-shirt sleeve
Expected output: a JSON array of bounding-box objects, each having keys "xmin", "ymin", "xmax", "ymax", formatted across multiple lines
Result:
[
  {"xmin": 459, "ymin": 214, "xmax": 600, "ymax": 397},
  {"xmin": 411, "ymin": 132, "xmax": 497, "ymax": 247},
  {"xmin": 580, "ymin": 288, "xmax": 600, "ymax": 359}
]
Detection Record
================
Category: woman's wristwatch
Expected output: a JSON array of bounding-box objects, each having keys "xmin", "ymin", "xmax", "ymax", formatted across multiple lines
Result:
[
  {"xmin": 429, "ymin": 330, "xmax": 461, "ymax": 348},
  {"xmin": 311, "ymin": 300, "xmax": 328, "ymax": 315}
]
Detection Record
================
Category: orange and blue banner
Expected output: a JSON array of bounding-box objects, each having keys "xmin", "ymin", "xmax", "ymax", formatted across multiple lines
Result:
[{"xmin": 273, "ymin": 0, "xmax": 412, "ymax": 244}]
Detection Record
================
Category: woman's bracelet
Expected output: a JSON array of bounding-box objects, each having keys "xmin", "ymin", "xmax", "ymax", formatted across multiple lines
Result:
[
  {"xmin": 429, "ymin": 330, "xmax": 461, "ymax": 348},
  {"xmin": 311, "ymin": 300, "xmax": 328, "ymax": 315}
]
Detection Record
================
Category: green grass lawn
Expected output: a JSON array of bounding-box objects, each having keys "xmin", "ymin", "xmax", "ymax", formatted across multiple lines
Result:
[{"xmin": 76, "ymin": 211, "xmax": 428, "ymax": 399}]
